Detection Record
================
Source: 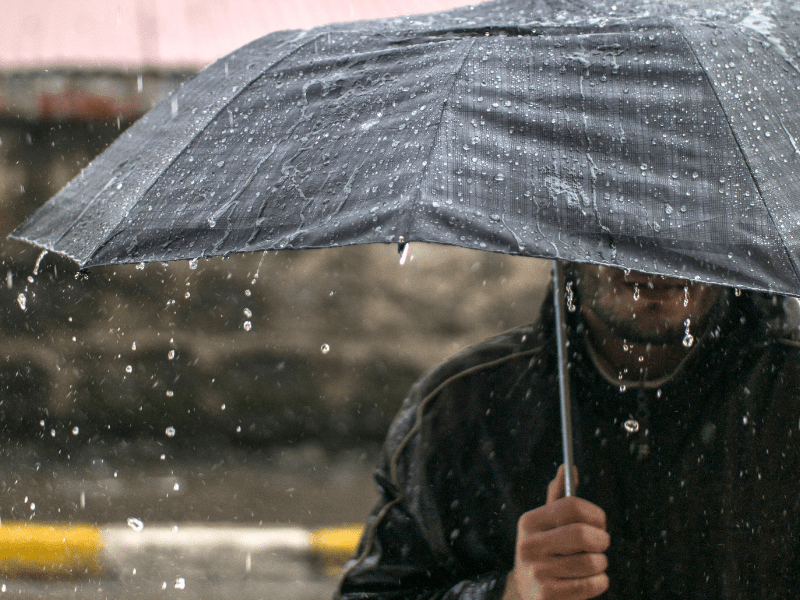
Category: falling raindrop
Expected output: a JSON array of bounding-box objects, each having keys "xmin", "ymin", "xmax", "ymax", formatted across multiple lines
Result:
[
  {"xmin": 167, "ymin": 349, "xmax": 176, "ymax": 360},
  {"xmin": 682, "ymin": 318, "xmax": 694, "ymax": 348},
  {"xmin": 243, "ymin": 321, "xmax": 252, "ymax": 332},
  {"xmin": 174, "ymin": 578, "xmax": 186, "ymax": 590},
  {"xmin": 127, "ymin": 518, "xmax": 144, "ymax": 532},
  {"xmin": 131, "ymin": 342, "xmax": 137, "ymax": 351},
  {"xmin": 136, "ymin": 262, "xmax": 145, "ymax": 270},
  {"xmin": 735, "ymin": 288, "xmax": 742, "ymax": 297},
  {"xmin": 173, "ymin": 482, "xmax": 180, "ymax": 491},
  {"xmin": 321, "ymin": 343, "xmax": 330, "ymax": 354},
  {"xmin": 633, "ymin": 283, "xmax": 640, "ymax": 301},
  {"xmin": 244, "ymin": 289, "xmax": 252, "ymax": 297},
  {"xmin": 184, "ymin": 291, "xmax": 191, "ymax": 299},
  {"xmin": 125, "ymin": 365, "xmax": 133, "ymax": 374},
  {"xmin": 565, "ymin": 281, "xmax": 576, "ymax": 312},
  {"xmin": 399, "ymin": 243, "xmax": 411, "ymax": 265},
  {"xmin": 72, "ymin": 426, "xmax": 79, "ymax": 435},
  {"xmin": 683, "ymin": 286, "xmax": 689, "ymax": 307},
  {"xmin": 692, "ymin": 171, "xmax": 699, "ymax": 179},
  {"xmin": 243, "ymin": 308, "xmax": 252, "ymax": 318},
  {"xmin": 624, "ymin": 419, "xmax": 639, "ymax": 433},
  {"xmin": 664, "ymin": 204, "xmax": 674, "ymax": 215},
  {"xmin": 165, "ymin": 426, "xmax": 176, "ymax": 438},
  {"xmin": 166, "ymin": 390, "xmax": 174, "ymax": 397},
  {"xmin": 32, "ymin": 250, "xmax": 47, "ymax": 276},
  {"xmin": 16, "ymin": 293, "xmax": 26, "ymax": 311},
  {"xmin": 188, "ymin": 259, "xmax": 198, "ymax": 270}
]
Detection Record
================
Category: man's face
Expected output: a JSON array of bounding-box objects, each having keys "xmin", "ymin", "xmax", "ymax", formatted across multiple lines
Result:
[{"xmin": 574, "ymin": 265, "xmax": 724, "ymax": 345}]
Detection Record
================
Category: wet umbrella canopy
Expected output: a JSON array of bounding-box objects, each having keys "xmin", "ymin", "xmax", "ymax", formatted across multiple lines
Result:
[{"xmin": 10, "ymin": 0, "xmax": 800, "ymax": 298}]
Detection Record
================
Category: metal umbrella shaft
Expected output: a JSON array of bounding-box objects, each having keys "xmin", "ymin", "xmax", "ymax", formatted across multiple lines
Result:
[{"xmin": 552, "ymin": 260, "xmax": 575, "ymax": 497}]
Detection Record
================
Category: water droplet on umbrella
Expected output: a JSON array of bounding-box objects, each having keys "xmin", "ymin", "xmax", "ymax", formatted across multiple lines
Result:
[
  {"xmin": 168, "ymin": 349, "xmax": 176, "ymax": 360},
  {"xmin": 735, "ymin": 288, "xmax": 742, "ymax": 296},
  {"xmin": 165, "ymin": 426, "xmax": 176, "ymax": 437},
  {"xmin": 244, "ymin": 308, "xmax": 252, "ymax": 318},
  {"xmin": 665, "ymin": 204, "xmax": 673, "ymax": 215},
  {"xmin": 321, "ymin": 343, "xmax": 330, "ymax": 354},
  {"xmin": 174, "ymin": 577, "xmax": 186, "ymax": 590},
  {"xmin": 692, "ymin": 171, "xmax": 699, "ymax": 179},
  {"xmin": 243, "ymin": 321, "xmax": 252, "ymax": 331},
  {"xmin": 127, "ymin": 518, "xmax": 144, "ymax": 532},
  {"xmin": 136, "ymin": 262, "xmax": 145, "ymax": 270},
  {"xmin": 640, "ymin": 163, "xmax": 648, "ymax": 171},
  {"xmin": 189, "ymin": 259, "xmax": 198, "ymax": 270}
]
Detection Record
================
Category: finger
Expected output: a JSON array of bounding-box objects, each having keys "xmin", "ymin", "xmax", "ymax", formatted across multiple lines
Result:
[
  {"xmin": 533, "ymin": 552, "xmax": 608, "ymax": 580},
  {"xmin": 520, "ymin": 523, "xmax": 610, "ymax": 557},
  {"xmin": 519, "ymin": 497, "xmax": 607, "ymax": 533},
  {"xmin": 535, "ymin": 573, "xmax": 610, "ymax": 600},
  {"xmin": 546, "ymin": 464, "xmax": 580, "ymax": 504}
]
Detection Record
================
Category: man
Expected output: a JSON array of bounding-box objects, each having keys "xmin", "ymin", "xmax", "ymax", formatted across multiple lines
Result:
[{"xmin": 337, "ymin": 264, "xmax": 800, "ymax": 599}]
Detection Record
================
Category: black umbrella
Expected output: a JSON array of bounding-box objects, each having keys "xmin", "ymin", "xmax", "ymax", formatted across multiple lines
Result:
[{"xmin": 11, "ymin": 0, "xmax": 800, "ymax": 494}]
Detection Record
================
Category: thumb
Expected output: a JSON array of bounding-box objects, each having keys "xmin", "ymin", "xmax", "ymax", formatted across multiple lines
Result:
[{"xmin": 546, "ymin": 464, "xmax": 579, "ymax": 504}]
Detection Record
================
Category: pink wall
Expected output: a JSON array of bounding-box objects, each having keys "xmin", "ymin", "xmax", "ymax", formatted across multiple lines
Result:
[{"xmin": 1, "ymin": 0, "xmax": 475, "ymax": 71}]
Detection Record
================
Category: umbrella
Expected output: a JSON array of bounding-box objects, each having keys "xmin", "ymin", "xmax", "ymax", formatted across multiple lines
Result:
[{"xmin": 11, "ymin": 0, "xmax": 800, "ymax": 494}]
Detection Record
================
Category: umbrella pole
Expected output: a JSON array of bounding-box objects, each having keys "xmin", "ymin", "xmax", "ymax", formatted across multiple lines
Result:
[{"xmin": 551, "ymin": 260, "xmax": 575, "ymax": 497}]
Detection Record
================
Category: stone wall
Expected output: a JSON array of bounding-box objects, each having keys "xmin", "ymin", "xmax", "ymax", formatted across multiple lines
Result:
[{"xmin": 0, "ymin": 100, "xmax": 551, "ymax": 449}]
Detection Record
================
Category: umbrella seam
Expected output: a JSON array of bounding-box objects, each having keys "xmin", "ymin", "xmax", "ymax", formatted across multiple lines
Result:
[
  {"xmin": 404, "ymin": 36, "xmax": 478, "ymax": 238},
  {"xmin": 87, "ymin": 33, "xmax": 327, "ymax": 264},
  {"xmin": 672, "ymin": 21, "xmax": 800, "ymax": 291}
]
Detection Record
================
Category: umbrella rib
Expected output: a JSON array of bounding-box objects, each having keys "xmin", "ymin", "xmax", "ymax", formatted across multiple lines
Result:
[
  {"xmin": 403, "ymin": 36, "xmax": 478, "ymax": 238},
  {"xmin": 673, "ymin": 22, "xmax": 800, "ymax": 290}
]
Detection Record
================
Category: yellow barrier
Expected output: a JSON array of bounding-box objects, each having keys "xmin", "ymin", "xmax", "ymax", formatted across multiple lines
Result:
[
  {"xmin": 310, "ymin": 524, "xmax": 364, "ymax": 574},
  {"xmin": 0, "ymin": 522, "xmax": 362, "ymax": 579},
  {"xmin": 0, "ymin": 523, "xmax": 104, "ymax": 579}
]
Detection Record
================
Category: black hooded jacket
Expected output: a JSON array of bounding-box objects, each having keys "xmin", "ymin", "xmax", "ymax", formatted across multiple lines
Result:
[{"xmin": 338, "ymin": 290, "xmax": 800, "ymax": 599}]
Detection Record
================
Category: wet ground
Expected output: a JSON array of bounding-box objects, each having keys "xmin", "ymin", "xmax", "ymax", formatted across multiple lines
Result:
[
  {"xmin": 0, "ymin": 440, "xmax": 380, "ymax": 527},
  {"xmin": 0, "ymin": 440, "xmax": 380, "ymax": 599}
]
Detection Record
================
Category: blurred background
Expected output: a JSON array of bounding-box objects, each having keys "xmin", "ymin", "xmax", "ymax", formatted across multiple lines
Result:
[{"xmin": 0, "ymin": 0, "xmax": 549, "ymax": 597}]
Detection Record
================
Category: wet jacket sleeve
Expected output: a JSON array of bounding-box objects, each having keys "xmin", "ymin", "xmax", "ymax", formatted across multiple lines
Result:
[{"xmin": 336, "ymin": 382, "xmax": 510, "ymax": 600}]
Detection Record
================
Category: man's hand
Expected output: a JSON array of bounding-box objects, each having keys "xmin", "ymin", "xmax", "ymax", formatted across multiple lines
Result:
[{"xmin": 502, "ymin": 465, "xmax": 610, "ymax": 600}]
